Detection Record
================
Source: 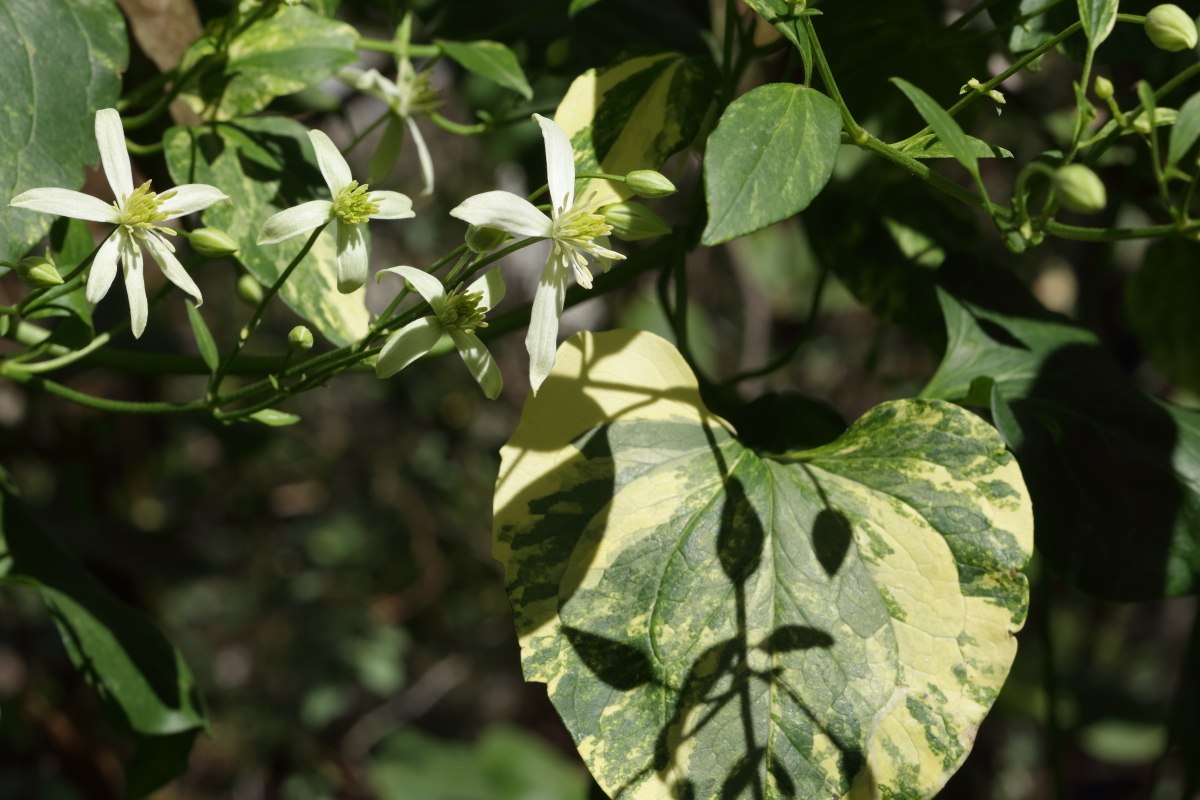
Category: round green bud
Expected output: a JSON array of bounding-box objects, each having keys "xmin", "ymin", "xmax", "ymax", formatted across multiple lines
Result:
[
  {"xmin": 236, "ymin": 274, "xmax": 264, "ymax": 306},
  {"xmin": 545, "ymin": 37, "xmax": 570, "ymax": 67},
  {"xmin": 1053, "ymin": 164, "xmax": 1107, "ymax": 214},
  {"xmin": 16, "ymin": 255, "xmax": 63, "ymax": 289},
  {"xmin": 465, "ymin": 224, "xmax": 509, "ymax": 253},
  {"xmin": 189, "ymin": 227, "xmax": 239, "ymax": 258},
  {"xmin": 602, "ymin": 201, "xmax": 672, "ymax": 241},
  {"xmin": 1145, "ymin": 4, "xmax": 1198, "ymax": 52},
  {"xmin": 625, "ymin": 169, "xmax": 677, "ymax": 199},
  {"xmin": 288, "ymin": 325, "xmax": 314, "ymax": 352},
  {"xmin": 1093, "ymin": 75, "xmax": 1114, "ymax": 101}
]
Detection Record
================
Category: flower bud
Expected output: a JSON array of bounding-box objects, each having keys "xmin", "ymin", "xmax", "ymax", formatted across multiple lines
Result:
[
  {"xmin": 16, "ymin": 255, "xmax": 63, "ymax": 289},
  {"xmin": 288, "ymin": 325, "xmax": 314, "ymax": 352},
  {"xmin": 1145, "ymin": 4, "xmax": 1198, "ymax": 52},
  {"xmin": 236, "ymin": 274, "xmax": 264, "ymax": 306},
  {"xmin": 626, "ymin": 170, "xmax": 677, "ymax": 199},
  {"xmin": 189, "ymin": 227, "xmax": 239, "ymax": 258},
  {"xmin": 602, "ymin": 201, "xmax": 672, "ymax": 241},
  {"xmin": 1093, "ymin": 75, "xmax": 1114, "ymax": 100},
  {"xmin": 1053, "ymin": 164, "xmax": 1107, "ymax": 214},
  {"xmin": 546, "ymin": 37, "xmax": 570, "ymax": 67},
  {"xmin": 465, "ymin": 224, "xmax": 509, "ymax": 253}
]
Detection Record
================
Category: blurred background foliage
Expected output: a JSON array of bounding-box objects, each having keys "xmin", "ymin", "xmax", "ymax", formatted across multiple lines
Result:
[{"xmin": 0, "ymin": 0, "xmax": 1198, "ymax": 798}]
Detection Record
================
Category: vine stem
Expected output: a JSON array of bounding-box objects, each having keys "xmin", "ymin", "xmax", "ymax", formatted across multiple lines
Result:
[
  {"xmin": 15, "ymin": 240, "xmax": 104, "ymax": 316},
  {"xmin": 208, "ymin": 225, "xmax": 325, "ymax": 403},
  {"xmin": 805, "ymin": 17, "xmax": 863, "ymax": 142},
  {"xmin": 343, "ymin": 113, "xmax": 391, "ymax": 156}
]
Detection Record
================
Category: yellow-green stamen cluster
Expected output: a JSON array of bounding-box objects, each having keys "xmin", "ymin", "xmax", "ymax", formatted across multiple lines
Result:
[
  {"xmin": 334, "ymin": 181, "xmax": 380, "ymax": 224},
  {"xmin": 554, "ymin": 200, "xmax": 612, "ymax": 249},
  {"xmin": 116, "ymin": 180, "xmax": 177, "ymax": 237},
  {"xmin": 397, "ymin": 62, "xmax": 441, "ymax": 117},
  {"xmin": 436, "ymin": 283, "xmax": 488, "ymax": 334}
]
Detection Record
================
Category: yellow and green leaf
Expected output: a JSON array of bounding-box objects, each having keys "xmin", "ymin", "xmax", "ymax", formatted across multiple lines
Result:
[{"xmin": 494, "ymin": 330, "xmax": 1032, "ymax": 799}]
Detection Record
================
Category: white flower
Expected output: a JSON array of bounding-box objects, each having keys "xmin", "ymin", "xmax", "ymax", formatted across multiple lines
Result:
[
  {"xmin": 256, "ymin": 129, "xmax": 414, "ymax": 294},
  {"xmin": 448, "ymin": 114, "xmax": 624, "ymax": 394},
  {"xmin": 375, "ymin": 266, "xmax": 505, "ymax": 399},
  {"xmin": 8, "ymin": 108, "xmax": 229, "ymax": 338},
  {"xmin": 338, "ymin": 64, "xmax": 440, "ymax": 194}
]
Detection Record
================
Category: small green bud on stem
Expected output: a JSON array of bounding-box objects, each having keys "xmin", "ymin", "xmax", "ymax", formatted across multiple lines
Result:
[
  {"xmin": 465, "ymin": 224, "xmax": 509, "ymax": 253},
  {"xmin": 602, "ymin": 201, "xmax": 672, "ymax": 241},
  {"xmin": 236, "ymin": 274, "xmax": 265, "ymax": 306},
  {"xmin": 1054, "ymin": 164, "xmax": 1107, "ymax": 214},
  {"xmin": 625, "ymin": 170, "xmax": 677, "ymax": 199},
  {"xmin": 188, "ymin": 227, "xmax": 240, "ymax": 258},
  {"xmin": 288, "ymin": 325, "xmax": 314, "ymax": 352},
  {"xmin": 1145, "ymin": 4, "xmax": 1198, "ymax": 52},
  {"xmin": 16, "ymin": 255, "xmax": 64, "ymax": 289},
  {"xmin": 1093, "ymin": 75, "xmax": 1114, "ymax": 101},
  {"xmin": 546, "ymin": 37, "xmax": 570, "ymax": 67}
]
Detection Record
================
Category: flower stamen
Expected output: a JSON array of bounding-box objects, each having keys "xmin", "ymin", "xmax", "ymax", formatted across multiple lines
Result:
[
  {"xmin": 436, "ymin": 282, "xmax": 489, "ymax": 335},
  {"xmin": 334, "ymin": 181, "xmax": 380, "ymax": 224}
]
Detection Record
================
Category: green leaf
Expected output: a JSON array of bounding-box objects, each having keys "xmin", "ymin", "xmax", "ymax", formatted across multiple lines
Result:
[
  {"xmin": 371, "ymin": 725, "xmax": 589, "ymax": 800},
  {"xmin": 494, "ymin": 329, "xmax": 1032, "ymax": 799},
  {"xmin": 1169, "ymin": 92, "xmax": 1200, "ymax": 167},
  {"xmin": 185, "ymin": 301, "xmax": 219, "ymax": 374},
  {"xmin": 921, "ymin": 260, "xmax": 1200, "ymax": 600},
  {"xmin": 163, "ymin": 117, "xmax": 369, "ymax": 346},
  {"xmin": 249, "ymin": 408, "xmax": 301, "ymax": 426},
  {"xmin": 891, "ymin": 77, "xmax": 980, "ymax": 181},
  {"xmin": 702, "ymin": 83, "xmax": 842, "ymax": 245},
  {"xmin": 177, "ymin": 5, "xmax": 357, "ymax": 121},
  {"xmin": 0, "ymin": 0, "xmax": 127, "ymax": 260},
  {"xmin": 900, "ymin": 133, "xmax": 1014, "ymax": 160},
  {"xmin": 1126, "ymin": 238, "xmax": 1200, "ymax": 395},
  {"xmin": 1077, "ymin": 0, "xmax": 1119, "ymax": 49},
  {"xmin": 556, "ymin": 51, "xmax": 718, "ymax": 205},
  {"xmin": 0, "ymin": 487, "xmax": 206, "ymax": 796},
  {"xmin": 27, "ymin": 218, "xmax": 96, "ymax": 350},
  {"xmin": 568, "ymin": 0, "xmax": 604, "ymax": 13},
  {"xmin": 437, "ymin": 39, "xmax": 533, "ymax": 100}
]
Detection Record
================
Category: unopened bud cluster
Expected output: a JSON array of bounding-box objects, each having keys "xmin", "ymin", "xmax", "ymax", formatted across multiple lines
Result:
[
  {"xmin": 16, "ymin": 255, "xmax": 63, "ymax": 289},
  {"xmin": 602, "ymin": 201, "xmax": 672, "ymax": 241},
  {"xmin": 1054, "ymin": 164, "xmax": 1107, "ymax": 214},
  {"xmin": 625, "ymin": 170, "xmax": 676, "ymax": 199},
  {"xmin": 189, "ymin": 228, "xmax": 239, "ymax": 258},
  {"xmin": 288, "ymin": 325, "xmax": 314, "ymax": 352}
]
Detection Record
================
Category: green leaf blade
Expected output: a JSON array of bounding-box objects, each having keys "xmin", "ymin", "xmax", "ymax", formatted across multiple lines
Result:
[
  {"xmin": 702, "ymin": 83, "xmax": 842, "ymax": 245},
  {"xmin": 1169, "ymin": 91, "xmax": 1200, "ymax": 167},
  {"xmin": 437, "ymin": 39, "xmax": 533, "ymax": 100},
  {"xmin": 494, "ymin": 329, "xmax": 1032, "ymax": 799},
  {"xmin": 1077, "ymin": 0, "xmax": 1119, "ymax": 48},
  {"xmin": 891, "ymin": 77, "xmax": 980, "ymax": 180},
  {"xmin": 185, "ymin": 301, "xmax": 219, "ymax": 374}
]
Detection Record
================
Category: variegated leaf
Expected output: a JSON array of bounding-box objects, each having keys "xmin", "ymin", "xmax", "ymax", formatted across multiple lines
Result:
[
  {"xmin": 494, "ymin": 330, "xmax": 1032, "ymax": 800},
  {"xmin": 164, "ymin": 117, "xmax": 368, "ymax": 346},
  {"xmin": 555, "ymin": 52, "xmax": 718, "ymax": 204}
]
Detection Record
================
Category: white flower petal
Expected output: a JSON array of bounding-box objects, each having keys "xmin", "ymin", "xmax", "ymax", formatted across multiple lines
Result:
[
  {"xmin": 123, "ymin": 244, "xmax": 148, "ymax": 339},
  {"xmin": 526, "ymin": 255, "xmax": 568, "ymax": 395},
  {"xmin": 85, "ymin": 233, "xmax": 122, "ymax": 304},
  {"xmin": 376, "ymin": 317, "xmax": 443, "ymax": 378},
  {"xmin": 466, "ymin": 268, "xmax": 505, "ymax": 312},
  {"xmin": 145, "ymin": 233, "xmax": 202, "ymax": 305},
  {"xmin": 337, "ymin": 67, "xmax": 400, "ymax": 104},
  {"xmin": 162, "ymin": 184, "xmax": 229, "ymax": 220},
  {"xmin": 369, "ymin": 116, "xmax": 404, "ymax": 186},
  {"xmin": 594, "ymin": 234, "xmax": 616, "ymax": 272},
  {"xmin": 9, "ymin": 187, "xmax": 119, "ymax": 223},
  {"xmin": 336, "ymin": 221, "xmax": 368, "ymax": 293},
  {"xmin": 408, "ymin": 116, "xmax": 435, "ymax": 198},
  {"xmin": 257, "ymin": 200, "xmax": 333, "ymax": 245},
  {"xmin": 534, "ymin": 113, "xmax": 576, "ymax": 215},
  {"xmin": 368, "ymin": 190, "xmax": 414, "ymax": 220},
  {"xmin": 308, "ymin": 129, "xmax": 353, "ymax": 194},
  {"xmin": 450, "ymin": 329, "xmax": 502, "ymax": 400},
  {"xmin": 450, "ymin": 191, "xmax": 552, "ymax": 239},
  {"xmin": 377, "ymin": 265, "xmax": 445, "ymax": 305},
  {"xmin": 95, "ymin": 109, "xmax": 133, "ymax": 202}
]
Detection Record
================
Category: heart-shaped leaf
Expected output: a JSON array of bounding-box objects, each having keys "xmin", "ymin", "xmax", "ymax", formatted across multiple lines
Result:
[{"xmin": 494, "ymin": 330, "xmax": 1032, "ymax": 799}]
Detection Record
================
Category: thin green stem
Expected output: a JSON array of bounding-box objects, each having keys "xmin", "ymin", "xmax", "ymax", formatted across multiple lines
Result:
[
  {"xmin": 343, "ymin": 113, "xmax": 392, "ymax": 156},
  {"xmin": 116, "ymin": 69, "xmax": 175, "ymax": 112},
  {"xmin": 805, "ymin": 18, "xmax": 863, "ymax": 141},
  {"xmin": 721, "ymin": 264, "xmax": 829, "ymax": 386},
  {"xmin": 356, "ymin": 37, "xmax": 439, "ymax": 57},
  {"xmin": 944, "ymin": 0, "xmax": 1007, "ymax": 34},
  {"xmin": 429, "ymin": 112, "xmax": 487, "ymax": 136},
  {"xmin": 526, "ymin": 172, "xmax": 630, "ymax": 203},
  {"xmin": 125, "ymin": 138, "xmax": 164, "ymax": 156},
  {"xmin": 16, "ymin": 240, "xmax": 104, "ymax": 315},
  {"xmin": 0, "ymin": 367, "xmax": 206, "ymax": 414}
]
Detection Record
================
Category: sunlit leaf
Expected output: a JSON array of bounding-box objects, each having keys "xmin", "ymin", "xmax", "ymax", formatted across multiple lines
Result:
[
  {"xmin": 891, "ymin": 77, "xmax": 980, "ymax": 181},
  {"xmin": 437, "ymin": 39, "xmax": 532, "ymax": 100},
  {"xmin": 494, "ymin": 329, "xmax": 1032, "ymax": 799},
  {"xmin": 0, "ymin": 0, "xmax": 127, "ymax": 261}
]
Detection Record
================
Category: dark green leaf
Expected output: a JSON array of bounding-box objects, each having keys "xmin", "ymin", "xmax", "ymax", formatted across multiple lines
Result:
[
  {"xmin": 1169, "ymin": 91, "xmax": 1200, "ymax": 167},
  {"xmin": 438, "ymin": 39, "xmax": 533, "ymax": 100},
  {"xmin": 1126, "ymin": 238, "xmax": 1200, "ymax": 394},
  {"xmin": 27, "ymin": 218, "xmax": 96, "ymax": 349},
  {"xmin": 177, "ymin": 5, "xmax": 357, "ymax": 121},
  {"xmin": 569, "ymin": 0, "xmax": 605, "ymax": 13},
  {"xmin": 900, "ymin": 133, "xmax": 1014, "ymax": 160},
  {"xmin": 557, "ymin": 51, "xmax": 719, "ymax": 204},
  {"xmin": 163, "ymin": 117, "xmax": 369, "ymax": 346},
  {"xmin": 891, "ymin": 78, "xmax": 980, "ymax": 181},
  {"xmin": 922, "ymin": 260, "xmax": 1200, "ymax": 599},
  {"xmin": 496, "ymin": 330, "xmax": 1032, "ymax": 799},
  {"xmin": 702, "ymin": 83, "xmax": 842, "ymax": 245},
  {"xmin": 1077, "ymin": 0, "xmax": 1119, "ymax": 48},
  {"xmin": 0, "ymin": 0, "xmax": 127, "ymax": 260},
  {"xmin": 185, "ymin": 301, "xmax": 219, "ymax": 374},
  {"xmin": 0, "ymin": 488, "xmax": 206, "ymax": 796}
]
